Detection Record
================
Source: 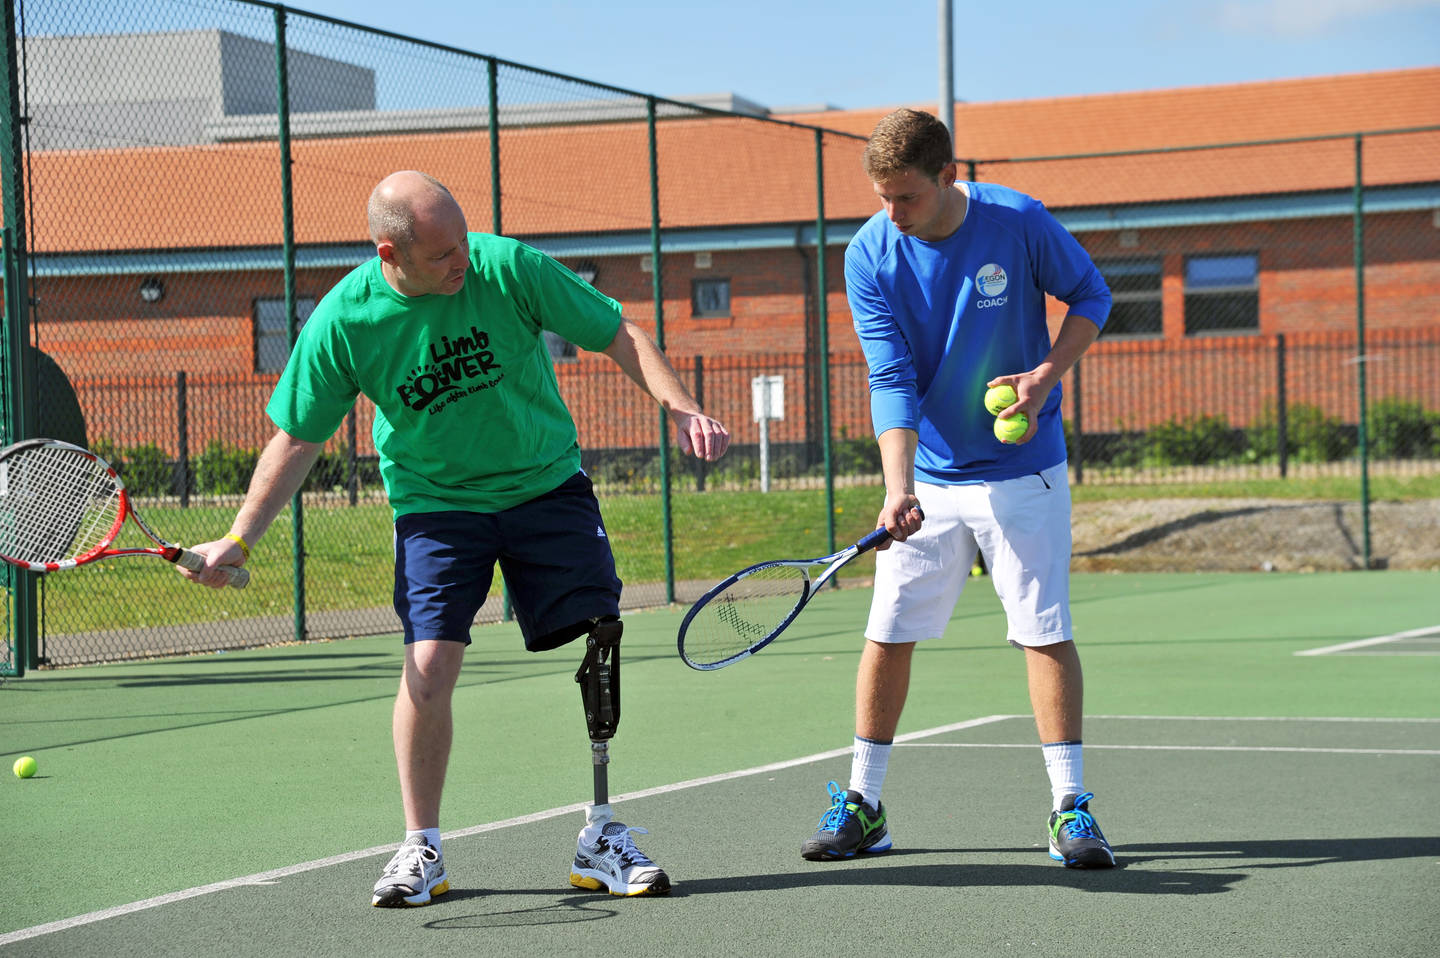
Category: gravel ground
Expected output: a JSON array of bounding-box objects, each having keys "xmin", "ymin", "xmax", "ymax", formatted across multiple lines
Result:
[{"xmin": 1070, "ymin": 497, "xmax": 1440, "ymax": 572}]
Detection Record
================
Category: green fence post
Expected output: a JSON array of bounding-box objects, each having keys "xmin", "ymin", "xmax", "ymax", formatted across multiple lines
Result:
[
  {"xmin": 488, "ymin": 58, "xmax": 501, "ymax": 236},
  {"xmin": 1, "ymin": 0, "xmax": 36, "ymax": 675},
  {"xmin": 275, "ymin": 6, "xmax": 306, "ymax": 641},
  {"xmin": 1353, "ymin": 134, "xmax": 1371, "ymax": 569},
  {"xmin": 648, "ymin": 97, "xmax": 674, "ymax": 603},
  {"xmin": 490, "ymin": 58, "xmax": 513, "ymax": 622},
  {"xmin": 0, "ymin": 228, "xmax": 33, "ymax": 676},
  {"xmin": 816, "ymin": 130, "xmax": 835, "ymax": 557},
  {"xmin": 1276, "ymin": 333, "xmax": 1288, "ymax": 480}
]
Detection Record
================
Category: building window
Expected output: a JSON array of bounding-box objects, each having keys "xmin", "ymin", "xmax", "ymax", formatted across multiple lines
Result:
[
  {"xmin": 1184, "ymin": 254, "xmax": 1258, "ymax": 335},
  {"xmin": 543, "ymin": 330, "xmax": 578, "ymax": 362},
  {"xmin": 254, "ymin": 297, "xmax": 316, "ymax": 373},
  {"xmin": 692, "ymin": 277, "xmax": 731, "ymax": 318},
  {"xmin": 1096, "ymin": 259, "xmax": 1162, "ymax": 337}
]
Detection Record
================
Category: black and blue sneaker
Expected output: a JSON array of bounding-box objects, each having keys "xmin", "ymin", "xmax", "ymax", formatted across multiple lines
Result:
[
  {"xmin": 801, "ymin": 780, "xmax": 892, "ymax": 861},
  {"xmin": 1047, "ymin": 792, "xmax": 1116, "ymax": 868}
]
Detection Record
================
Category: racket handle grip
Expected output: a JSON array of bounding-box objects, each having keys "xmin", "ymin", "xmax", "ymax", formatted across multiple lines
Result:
[
  {"xmin": 856, "ymin": 527, "xmax": 893, "ymax": 552},
  {"xmin": 858, "ymin": 507, "xmax": 924, "ymax": 553},
  {"xmin": 175, "ymin": 549, "xmax": 251, "ymax": 590},
  {"xmin": 215, "ymin": 564, "xmax": 251, "ymax": 590}
]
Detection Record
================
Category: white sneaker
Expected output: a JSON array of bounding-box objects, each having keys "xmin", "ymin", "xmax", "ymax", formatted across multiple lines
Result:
[
  {"xmin": 569, "ymin": 821, "xmax": 672, "ymax": 896},
  {"xmin": 372, "ymin": 835, "xmax": 450, "ymax": 907}
]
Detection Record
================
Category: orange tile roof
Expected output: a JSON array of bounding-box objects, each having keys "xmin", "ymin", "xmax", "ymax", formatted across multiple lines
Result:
[
  {"xmin": 781, "ymin": 66, "xmax": 1440, "ymax": 155},
  {"xmin": 18, "ymin": 67, "xmax": 1439, "ymax": 254}
]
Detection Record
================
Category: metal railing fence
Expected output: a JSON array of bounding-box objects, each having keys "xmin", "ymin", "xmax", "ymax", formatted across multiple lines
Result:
[{"xmin": 2, "ymin": 0, "xmax": 1436, "ymax": 669}]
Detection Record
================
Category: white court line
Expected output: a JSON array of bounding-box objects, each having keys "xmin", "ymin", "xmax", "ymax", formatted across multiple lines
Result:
[
  {"xmin": 1087, "ymin": 714, "xmax": 1440, "ymax": 723},
  {"xmin": 0, "ymin": 714, "xmax": 1020, "ymax": 947},
  {"xmin": 1295, "ymin": 625, "xmax": 1440, "ymax": 657},
  {"xmin": 899, "ymin": 743, "xmax": 1440, "ymax": 756}
]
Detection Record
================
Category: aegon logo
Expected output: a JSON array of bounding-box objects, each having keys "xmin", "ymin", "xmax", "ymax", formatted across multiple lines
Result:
[{"xmin": 976, "ymin": 263, "xmax": 1008, "ymax": 297}]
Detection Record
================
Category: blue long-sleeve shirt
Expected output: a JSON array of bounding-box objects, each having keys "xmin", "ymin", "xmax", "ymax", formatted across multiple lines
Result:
[{"xmin": 846, "ymin": 182, "xmax": 1111, "ymax": 484}]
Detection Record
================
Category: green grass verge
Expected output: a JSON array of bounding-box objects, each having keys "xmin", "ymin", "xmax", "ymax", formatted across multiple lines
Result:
[{"xmin": 34, "ymin": 472, "xmax": 1438, "ymax": 634}]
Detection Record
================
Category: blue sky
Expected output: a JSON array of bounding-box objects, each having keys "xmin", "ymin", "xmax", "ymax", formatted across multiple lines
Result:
[{"xmin": 284, "ymin": 0, "xmax": 1439, "ymax": 109}]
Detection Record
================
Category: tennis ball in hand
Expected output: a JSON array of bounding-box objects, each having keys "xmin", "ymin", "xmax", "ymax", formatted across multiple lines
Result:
[
  {"xmin": 994, "ymin": 413, "xmax": 1029, "ymax": 443},
  {"xmin": 984, "ymin": 384, "xmax": 1018, "ymax": 415},
  {"xmin": 13, "ymin": 756, "xmax": 36, "ymax": 779}
]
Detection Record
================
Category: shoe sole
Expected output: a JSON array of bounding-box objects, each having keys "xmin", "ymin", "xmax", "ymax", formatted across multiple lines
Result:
[
  {"xmin": 1048, "ymin": 842, "xmax": 1116, "ymax": 869},
  {"xmin": 570, "ymin": 869, "xmax": 672, "ymax": 896},
  {"xmin": 800, "ymin": 834, "xmax": 893, "ymax": 861},
  {"xmin": 371, "ymin": 877, "xmax": 451, "ymax": 907}
]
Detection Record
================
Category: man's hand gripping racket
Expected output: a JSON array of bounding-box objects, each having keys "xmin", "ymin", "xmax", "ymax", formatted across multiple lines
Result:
[
  {"xmin": 677, "ymin": 506, "xmax": 922, "ymax": 671},
  {"xmin": 0, "ymin": 439, "xmax": 249, "ymax": 588}
]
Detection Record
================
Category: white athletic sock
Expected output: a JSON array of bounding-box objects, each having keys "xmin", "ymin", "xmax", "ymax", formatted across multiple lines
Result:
[
  {"xmin": 1041, "ymin": 740, "xmax": 1084, "ymax": 810},
  {"xmin": 406, "ymin": 827, "xmax": 443, "ymax": 855},
  {"xmin": 849, "ymin": 736, "xmax": 893, "ymax": 807},
  {"xmin": 580, "ymin": 803, "xmax": 613, "ymax": 843}
]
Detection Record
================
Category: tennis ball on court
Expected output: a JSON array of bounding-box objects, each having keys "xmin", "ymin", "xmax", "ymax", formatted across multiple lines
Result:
[
  {"xmin": 13, "ymin": 756, "xmax": 36, "ymax": 779},
  {"xmin": 983, "ymin": 384, "xmax": 1018, "ymax": 415},
  {"xmin": 994, "ymin": 412, "xmax": 1029, "ymax": 443}
]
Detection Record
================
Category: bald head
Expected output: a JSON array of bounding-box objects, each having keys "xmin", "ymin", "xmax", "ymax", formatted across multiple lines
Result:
[
  {"xmin": 367, "ymin": 171, "xmax": 461, "ymax": 251},
  {"xmin": 369, "ymin": 171, "xmax": 471, "ymax": 297}
]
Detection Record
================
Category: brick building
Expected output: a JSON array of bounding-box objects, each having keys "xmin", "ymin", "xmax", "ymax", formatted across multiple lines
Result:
[{"xmin": 13, "ymin": 49, "xmax": 1440, "ymax": 455}]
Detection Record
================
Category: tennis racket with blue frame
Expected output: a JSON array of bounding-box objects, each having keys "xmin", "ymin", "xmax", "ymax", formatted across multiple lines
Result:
[{"xmin": 677, "ymin": 521, "xmax": 911, "ymax": 671}]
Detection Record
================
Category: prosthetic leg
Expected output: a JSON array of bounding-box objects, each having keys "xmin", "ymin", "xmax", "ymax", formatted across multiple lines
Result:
[
  {"xmin": 575, "ymin": 616, "xmax": 623, "ymax": 817},
  {"xmin": 570, "ymin": 616, "xmax": 671, "ymax": 895}
]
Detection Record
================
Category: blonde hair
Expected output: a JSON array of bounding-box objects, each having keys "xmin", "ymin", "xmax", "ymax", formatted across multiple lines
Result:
[{"xmin": 861, "ymin": 108, "xmax": 954, "ymax": 182}]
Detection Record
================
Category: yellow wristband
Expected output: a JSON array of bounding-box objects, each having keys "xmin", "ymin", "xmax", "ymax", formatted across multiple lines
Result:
[{"xmin": 224, "ymin": 533, "xmax": 251, "ymax": 560}]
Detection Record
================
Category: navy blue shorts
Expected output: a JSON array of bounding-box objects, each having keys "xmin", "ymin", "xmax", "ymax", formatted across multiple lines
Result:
[{"xmin": 393, "ymin": 472, "xmax": 622, "ymax": 652}]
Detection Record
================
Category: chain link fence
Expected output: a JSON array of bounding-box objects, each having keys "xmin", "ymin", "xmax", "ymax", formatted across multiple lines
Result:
[{"xmin": 2, "ymin": 0, "xmax": 1436, "ymax": 669}]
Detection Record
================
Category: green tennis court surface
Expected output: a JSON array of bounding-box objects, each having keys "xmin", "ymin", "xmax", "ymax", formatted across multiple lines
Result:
[{"xmin": 3, "ymin": 571, "xmax": 1438, "ymax": 957}]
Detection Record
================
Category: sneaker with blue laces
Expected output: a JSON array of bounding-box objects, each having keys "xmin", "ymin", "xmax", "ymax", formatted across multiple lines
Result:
[
  {"xmin": 1048, "ymin": 792, "xmax": 1116, "ymax": 868},
  {"xmin": 800, "ymin": 780, "xmax": 892, "ymax": 861}
]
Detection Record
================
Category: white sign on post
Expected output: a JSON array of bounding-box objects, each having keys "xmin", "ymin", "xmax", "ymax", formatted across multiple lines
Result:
[
  {"xmin": 751, "ymin": 375, "xmax": 785, "ymax": 423},
  {"xmin": 751, "ymin": 375, "xmax": 784, "ymax": 493}
]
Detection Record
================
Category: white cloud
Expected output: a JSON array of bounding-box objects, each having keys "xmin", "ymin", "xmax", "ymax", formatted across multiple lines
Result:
[{"xmin": 1217, "ymin": 0, "xmax": 1440, "ymax": 36}]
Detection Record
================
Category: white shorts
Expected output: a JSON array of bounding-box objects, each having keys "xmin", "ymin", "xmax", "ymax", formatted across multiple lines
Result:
[{"xmin": 866, "ymin": 461, "xmax": 1073, "ymax": 649}]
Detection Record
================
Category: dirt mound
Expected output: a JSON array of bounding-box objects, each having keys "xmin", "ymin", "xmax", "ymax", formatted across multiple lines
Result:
[{"xmin": 1070, "ymin": 498, "xmax": 1440, "ymax": 572}]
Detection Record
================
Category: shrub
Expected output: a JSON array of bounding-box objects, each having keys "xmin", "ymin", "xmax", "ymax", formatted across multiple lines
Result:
[
  {"xmin": 1248, "ymin": 401, "xmax": 1355, "ymax": 463},
  {"xmin": 118, "ymin": 443, "xmax": 173, "ymax": 496},
  {"xmin": 1288, "ymin": 404, "xmax": 1355, "ymax": 462},
  {"xmin": 584, "ymin": 448, "xmax": 660, "ymax": 488},
  {"xmin": 1145, "ymin": 414, "xmax": 1241, "ymax": 466},
  {"xmin": 1245, "ymin": 399, "xmax": 1283, "ymax": 462},
  {"xmin": 1366, "ymin": 397, "xmax": 1440, "ymax": 460},
  {"xmin": 1097, "ymin": 430, "xmax": 1147, "ymax": 469},
  {"xmin": 194, "ymin": 440, "xmax": 259, "ymax": 496},
  {"xmin": 829, "ymin": 433, "xmax": 881, "ymax": 475},
  {"xmin": 90, "ymin": 437, "xmax": 123, "ymax": 471},
  {"xmin": 304, "ymin": 444, "xmax": 381, "ymax": 493}
]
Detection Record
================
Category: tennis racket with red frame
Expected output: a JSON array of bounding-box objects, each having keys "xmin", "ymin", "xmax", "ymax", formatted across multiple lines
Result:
[{"xmin": 0, "ymin": 438, "xmax": 248, "ymax": 588}]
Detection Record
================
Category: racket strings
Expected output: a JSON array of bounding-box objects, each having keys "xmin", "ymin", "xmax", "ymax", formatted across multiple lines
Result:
[
  {"xmin": 0, "ymin": 446, "xmax": 121, "ymax": 562},
  {"xmin": 685, "ymin": 564, "xmax": 810, "ymax": 666}
]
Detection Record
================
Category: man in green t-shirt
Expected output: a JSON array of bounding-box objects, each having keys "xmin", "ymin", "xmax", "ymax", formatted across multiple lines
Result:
[{"xmin": 184, "ymin": 171, "xmax": 729, "ymax": 905}]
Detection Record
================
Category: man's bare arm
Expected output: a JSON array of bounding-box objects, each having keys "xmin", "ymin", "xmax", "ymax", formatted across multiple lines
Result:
[
  {"xmin": 601, "ymin": 318, "xmax": 730, "ymax": 461},
  {"xmin": 876, "ymin": 427, "xmax": 924, "ymax": 547},
  {"xmin": 181, "ymin": 430, "xmax": 324, "ymax": 588}
]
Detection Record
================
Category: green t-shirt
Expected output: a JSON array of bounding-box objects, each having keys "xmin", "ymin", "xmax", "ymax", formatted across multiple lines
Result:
[{"xmin": 267, "ymin": 233, "xmax": 623, "ymax": 517}]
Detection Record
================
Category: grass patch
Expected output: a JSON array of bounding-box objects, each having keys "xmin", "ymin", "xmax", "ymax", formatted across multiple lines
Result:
[{"xmin": 32, "ymin": 472, "xmax": 1437, "ymax": 635}]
